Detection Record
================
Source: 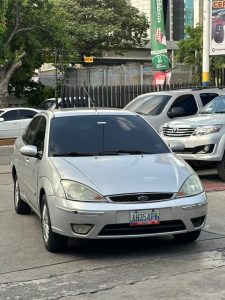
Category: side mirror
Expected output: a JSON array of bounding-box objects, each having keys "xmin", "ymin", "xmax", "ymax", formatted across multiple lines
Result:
[
  {"xmin": 169, "ymin": 141, "xmax": 185, "ymax": 152},
  {"xmin": 168, "ymin": 107, "xmax": 186, "ymax": 118},
  {"xmin": 0, "ymin": 117, "xmax": 4, "ymax": 122},
  {"xmin": 19, "ymin": 145, "xmax": 38, "ymax": 158}
]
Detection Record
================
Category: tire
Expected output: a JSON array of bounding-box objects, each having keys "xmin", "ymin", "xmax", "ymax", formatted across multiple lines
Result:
[
  {"xmin": 217, "ymin": 155, "xmax": 225, "ymax": 181},
  {"xmin": 14, "ymin": 176, "xmax": 31, "ymax": 214},
  {"xmin": 41, "ymin": 194, "xmax": 68, "ymax": 252},
  {"xmin": 173, "ymin": 230, "xmax": 201, "ymax": 242}
]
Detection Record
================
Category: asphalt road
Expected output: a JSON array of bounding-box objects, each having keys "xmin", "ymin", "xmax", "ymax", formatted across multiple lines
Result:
[{"xmin": 1, "ymin": 146, "xmax": 225, "ymax": 299}]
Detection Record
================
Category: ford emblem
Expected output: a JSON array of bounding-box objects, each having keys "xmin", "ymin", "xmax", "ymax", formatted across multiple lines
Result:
[{"xmin": 137, "ymin": 195, "xmax": 149, "ymax": 201}]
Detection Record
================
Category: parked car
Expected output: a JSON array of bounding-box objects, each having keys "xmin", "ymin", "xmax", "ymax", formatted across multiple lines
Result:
[
  {"xmin": 124, "ymin": 88, "xmax": 225, "ymax": 132},
  {"xmin": 35, "ymin": 98, "xmax": 57, "ymax": 110},
  {"xmin": 0, "ymin": 107, "xmax": 39, "ymax": 139},
  {"xmin": 35, "ymin": 97, "xmax": 73, "ymax": 110},
  {"xmin": 161, "ymin": 94, "xmax": 225, "ymax": 180},
  {"xmin": 12, "ymin": 108, "xmax": 207, "ymax": 252}
]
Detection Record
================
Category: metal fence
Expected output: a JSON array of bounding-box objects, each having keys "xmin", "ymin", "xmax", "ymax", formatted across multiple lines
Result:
[{"xmin": 60, "ymin": 83, "xmax": 198, "ymax": 109}]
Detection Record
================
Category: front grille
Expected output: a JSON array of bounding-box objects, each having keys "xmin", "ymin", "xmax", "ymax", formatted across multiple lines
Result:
[
  {"xmin": 163, "ymin": 126, "xmax": 196, "ymax": 137},
  {"xmin": 99, "ymin": 220, "xmax": 186, "ymax": 236},
  {"xmin": 108, "ymin": 193, "xmax": 174, "ymax": 203}
]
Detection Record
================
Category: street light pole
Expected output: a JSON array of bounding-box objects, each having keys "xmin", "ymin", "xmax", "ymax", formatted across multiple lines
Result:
[{"xmin": 202, "ymin": 0, "xmax": 210, "ymax": 86}]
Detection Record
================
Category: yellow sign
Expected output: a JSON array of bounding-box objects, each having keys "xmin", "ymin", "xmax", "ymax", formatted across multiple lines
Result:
[{"xmin": 84, "ymin": 56, "xmax": 94, "ymax": 63}]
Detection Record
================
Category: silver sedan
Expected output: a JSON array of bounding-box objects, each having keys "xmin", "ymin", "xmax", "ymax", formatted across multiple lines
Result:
[{"xmin": 11, "ymin": 109, "xmax": 207, "ymax": 252}]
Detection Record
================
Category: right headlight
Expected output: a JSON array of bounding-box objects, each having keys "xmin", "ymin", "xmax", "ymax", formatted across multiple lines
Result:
[
  {"xmin": 61, "ymin": 180, "xmax": 107, "ymax": 202},
  {"xmin": 176, "ymin": 174, "xmax": 203, "ymax": 198},
  {"xmin": 193, "ymin": 125, "xmax": 222, "ymax": 136}
]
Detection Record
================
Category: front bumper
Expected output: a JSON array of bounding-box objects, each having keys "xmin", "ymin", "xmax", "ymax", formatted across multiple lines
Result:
[
  {"xmin": 47, "ymin": 193, "xmax": 208, "ymax": 239},
  {"xmin": 162, "ymin": 133, "xmax": 225, "ymax": 161}
]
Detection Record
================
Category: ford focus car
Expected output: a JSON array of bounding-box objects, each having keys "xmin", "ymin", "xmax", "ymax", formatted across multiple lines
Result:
[{"xmin": 11, "ymin": 109, "xmax": 207, "ymax": 252}]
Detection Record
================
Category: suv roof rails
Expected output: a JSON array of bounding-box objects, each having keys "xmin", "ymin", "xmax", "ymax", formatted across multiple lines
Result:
[{"xmin": 191, "ymin": 86, "xmax": 225, "ymax": 90}]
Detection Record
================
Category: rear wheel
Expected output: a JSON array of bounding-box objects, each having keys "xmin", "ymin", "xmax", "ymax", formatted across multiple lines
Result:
[
  {"xmin": 41, "ymin": 194, "xmax": 68, "ymax": 252},
  {"xmin": 14, "ymin": 176, "xmax": 31, "ymax": 214},
  {"xmin": 173, "ymin": 230, "xmax": 201, "ymax": 242},
  {"xmin": 217, "ymin": 155, "xmax": 225, "ymax": 181}
]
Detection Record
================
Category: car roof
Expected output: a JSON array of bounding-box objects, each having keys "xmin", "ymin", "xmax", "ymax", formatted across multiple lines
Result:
[
  {"xmin": 41, "ymin": 107, "xmax": 137, "ymax": 118},
  {"xmin": 134, "ymin": 88, "xmax": 225, "ymax": 97},
  {"xmin": 0, "ymin": 107, "xmax": 39, "ymax": 112}
]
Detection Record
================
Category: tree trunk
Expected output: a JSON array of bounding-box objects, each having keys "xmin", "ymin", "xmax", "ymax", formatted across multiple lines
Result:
[
  {"xmin": 0, "ymin": 52, "xmax": 25, "ymax": 108},
  {"xmin": 0, "ymin": 79, "xmax": 9, "ymax": 108}
]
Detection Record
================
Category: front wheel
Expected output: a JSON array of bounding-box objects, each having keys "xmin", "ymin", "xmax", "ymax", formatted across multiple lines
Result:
[
  {"xmin": 173, "ymin": 230, "xmax": 201, "ymax": 242},
  {"xmin": 14, "ymin": 176, "xmax": 31, "ymax": 214},
  {"xmin": 41, "ymin": 194, "xmax": 68, "ymax": 252}
]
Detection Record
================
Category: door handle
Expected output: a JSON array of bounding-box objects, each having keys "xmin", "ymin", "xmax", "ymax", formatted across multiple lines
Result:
[{"xmin": 25, "ymin": 158, "xmax": 29, "ymax": 163}]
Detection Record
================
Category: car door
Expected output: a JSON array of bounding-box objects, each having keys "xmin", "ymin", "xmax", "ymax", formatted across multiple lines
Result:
[
  {"xmin": 18, "ymin": 109, "xmax": 37, "ymax": 136},
  {"xmin": 0, "ymin": 110, "xmax": 19, "ymax": 138},
  {"xmin": 22, "ymin": 116, "xmax": 47, "ymax": 209},
  {"xmin": 18, "ymin": 116, "xmax": 43, "ymax": 206}
]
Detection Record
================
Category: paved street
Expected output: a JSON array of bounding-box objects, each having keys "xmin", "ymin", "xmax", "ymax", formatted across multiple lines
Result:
[{"xmin": 1, "ymin": 146, "xmax": 225, "ymax": 299}]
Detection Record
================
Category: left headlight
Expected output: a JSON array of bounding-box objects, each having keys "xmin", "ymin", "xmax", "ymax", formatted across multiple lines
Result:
[
  {"xmin": 61, "ymin": 180, "xmax": 107, "ymax": 202},
  {"xmin": 176, "ymin": 174, "xmax": 203, "ymax": 198},
  {"xmin": 193, "ymin": 125, "xmax": 222, "ymax": 136}
]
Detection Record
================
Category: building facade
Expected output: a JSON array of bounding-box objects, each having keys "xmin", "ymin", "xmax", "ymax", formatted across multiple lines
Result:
[{"xmin": 129, "ymin": 0, "xmax": 203, "ymax": 41}]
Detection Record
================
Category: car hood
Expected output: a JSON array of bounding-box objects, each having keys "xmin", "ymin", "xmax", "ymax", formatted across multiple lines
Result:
[
  {"xmin": 50, "ymin": 154, "xmax": 192, "ymax": 196},
  {"xmin": 164, "ymin": 114, "xmax": 225, "ymax": 127}
]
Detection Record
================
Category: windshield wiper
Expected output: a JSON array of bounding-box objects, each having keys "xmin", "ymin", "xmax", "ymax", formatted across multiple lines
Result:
[
  {"xmin": 215, "ymin": 111, "xmax": 225, "ymax": 113},
  {"xmin": 53, "ymin": 152, "xmax": 95, "ymax": 157},
  {"xmin": 99, "ymin": 150, "xmax": 152, "ymax": 155},
  {"xmin": 135, "ymin": 111, "xmax": 147, "ymax": 116},
  {"xmin": 199, "ymin": 111, "xmax": 211, "ymax": 114}
]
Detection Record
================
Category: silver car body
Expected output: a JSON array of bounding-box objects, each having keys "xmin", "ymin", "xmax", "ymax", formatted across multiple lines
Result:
[
  {"xmin": 12, "ymin": 109, "xmax": 207, "ymax": 241},
  {"xmin": 161, "ymin": 94, "xmax": 225, "ymax": 162},
  {"xmin": 124, "ymin": 88, "xmax": 225, "ymax": 132},
  {"xmin": 0, "ymin": 107, "xmax": 39, "ymax": 138}
]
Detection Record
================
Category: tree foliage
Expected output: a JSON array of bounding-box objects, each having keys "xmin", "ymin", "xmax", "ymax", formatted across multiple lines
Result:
[
  {"xmin": 0, "ymin": 0, "xmax": 149, "ymax": 106},
  {"xmin": 175, "ymin": 25, "xmax": 203, "ymax": 83},
  {"xmin": 175, "ymin": 25, "xmax": 225, "ymax": 84}
]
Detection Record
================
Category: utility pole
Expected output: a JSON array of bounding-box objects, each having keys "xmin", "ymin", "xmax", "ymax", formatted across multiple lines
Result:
[{"xmin": 202, "ymin": 0, "xmax": 210, "ymax": 86}]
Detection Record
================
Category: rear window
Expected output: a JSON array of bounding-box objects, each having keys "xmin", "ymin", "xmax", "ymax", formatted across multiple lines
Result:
[
  {"xmin": 35, "ymin": 100, "xmax": 55, "ymax": 110},
  {"xmin": 49, "ymin": 115, "xmax": 169, "ymax": 156}
]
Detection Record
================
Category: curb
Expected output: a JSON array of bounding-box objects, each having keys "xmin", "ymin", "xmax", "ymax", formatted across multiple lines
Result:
[{"xmin": 0, "ymin": 139, "xmax": 15, "ymax": 146}]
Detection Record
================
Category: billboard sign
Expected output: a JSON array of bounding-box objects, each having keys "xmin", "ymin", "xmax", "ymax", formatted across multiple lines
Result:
[
  {"xmin": 150, "ymin": 0, "xmax": 170, "ymax": 71},
  {"xmin": 210, "ymin": 0, "xmax": 225, "ymax": 55}
]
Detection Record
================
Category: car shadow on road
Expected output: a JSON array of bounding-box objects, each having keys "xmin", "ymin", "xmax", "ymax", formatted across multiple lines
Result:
[{"xmin": 65, "ymin": 230, "xmax": 217, "ymax": 258}]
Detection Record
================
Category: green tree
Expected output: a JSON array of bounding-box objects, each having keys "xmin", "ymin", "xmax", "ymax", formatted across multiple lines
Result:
[
  {"xmin": 175, "ymin": 25, "xmax": 203, "ymax": 83},
  {"xmin": 0, "ymin": 0, "xmax": 149, "ymax": 107}
]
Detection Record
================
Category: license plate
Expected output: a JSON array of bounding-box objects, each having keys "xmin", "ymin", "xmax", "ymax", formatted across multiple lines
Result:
[{"xmin": 130, "ymin": 209, "xmax": 160, "ymax": 226}]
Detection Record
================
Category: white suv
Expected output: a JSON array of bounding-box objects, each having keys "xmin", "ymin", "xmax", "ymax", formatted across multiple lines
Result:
[
  {"xmin": 124, "ymin": 88, "xmax": 225, "ymax": 132},
  {"xmin": 161, "ymin": 94, "xmax": 225, "ymax": 180}
]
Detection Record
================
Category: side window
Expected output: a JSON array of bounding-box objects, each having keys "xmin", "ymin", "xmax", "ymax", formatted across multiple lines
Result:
[
  {"xmin": 2, "ymin": 110, "xmax": 18, "ymax": 121},
  {"xmin": 32, "ymin": 117, "xmax": 46, "ymax": 154},
  {"xmin": 23, "ymin": 116, "xmax": 42, "ymax": 145},
  {"xmin": 200, "ymin": 93, "xmax": 218, "ymax": 106},
  {"xmin": 19, "ymin": 109, "xmax": 37, "ymax": 120},
  {"xmin": 170, "ymin": 95, "xmax": 198, "ymax": 116}
]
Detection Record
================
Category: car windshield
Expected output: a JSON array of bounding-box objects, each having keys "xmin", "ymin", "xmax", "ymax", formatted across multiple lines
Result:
[
  {"xmin": 124, "ymin": 95, "xmax": 172, "ymax": 115},
  {"xmin": 35, "ymin": 100, "xmax": 55, "ymax": 110},
  {"xmin": 199, "ymin": 95, "xmax": 225, "ymax": 114},
  {"xmin": 49, "ymin": 114, "xmax": 169, "ymax": 156}
]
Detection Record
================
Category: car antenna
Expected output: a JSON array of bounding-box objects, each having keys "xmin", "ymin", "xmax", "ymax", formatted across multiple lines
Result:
[{"xmin": 83, "ymin": 85, "xmax": 96, "ymax": 110}]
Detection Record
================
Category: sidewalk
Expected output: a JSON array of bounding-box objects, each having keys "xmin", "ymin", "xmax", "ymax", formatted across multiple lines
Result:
[
  {"xmin": 0, "ymin": 164, "xmax": 11, "ymax": 174},
  {"xmin": 0, "ymin": 139, "xmax": 15, "ymax": 146}
]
